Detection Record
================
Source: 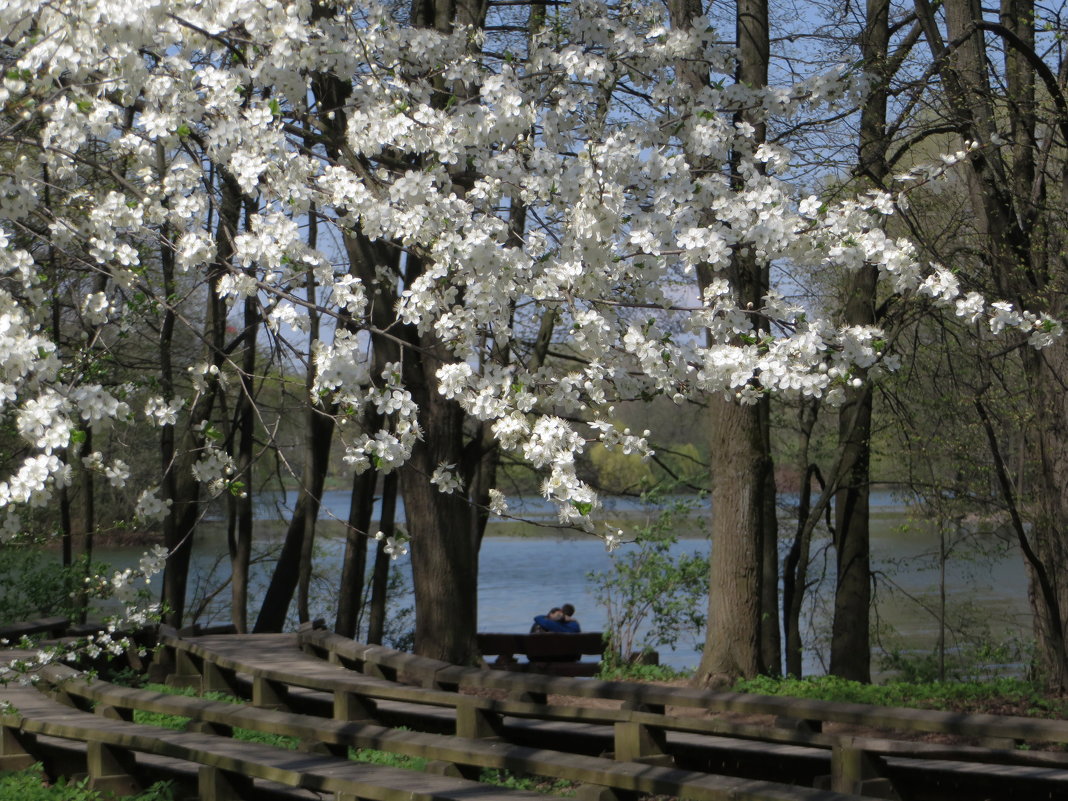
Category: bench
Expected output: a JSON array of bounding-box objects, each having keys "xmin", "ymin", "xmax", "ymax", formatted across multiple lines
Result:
[
  {"xmin": 161, "ymin": 627, "xmax": 1068, "ymax": 799},
  {"xmin": 477, "ymin": 632, "xmax": 605, "ymax": 676},
  {"xmin": 1, "ymin": 678, "xmax": 574, "ymax": 801},
  {"xmin": 35, "ymin": 663, "xmax": 881, "ymax": 801}
]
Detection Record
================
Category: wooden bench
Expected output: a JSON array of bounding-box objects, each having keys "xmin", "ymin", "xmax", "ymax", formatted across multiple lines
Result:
[
  {"xmin": 295, "ymin": 627, "xmax": 1068, "ymax": 798},
  {"xmin": 1, "ymin": 678, "xmax": 574, "ymax": 801},
  {"xmin": 477, "ymin": 632, "xmax": 606, "ymax": 676},
  {"xmin": 35, "ymin": 663, "xmax": 882, "ymax": 801}
]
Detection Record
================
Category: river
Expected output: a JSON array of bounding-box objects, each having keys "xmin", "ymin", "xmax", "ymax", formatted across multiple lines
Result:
[{"xmin": 94, "ymin": 489, "xmax": 1032, "ymax": 678}]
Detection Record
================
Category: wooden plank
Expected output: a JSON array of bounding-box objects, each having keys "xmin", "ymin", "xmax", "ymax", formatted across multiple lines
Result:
[
  {"xmin": 523, "ymin": 633, "xmax": 605, "ymax": 659},
  {"xmin": 290, "ymin": 629, "xmax": 1068, "ymax": 750},
  {"xmin": 20, "ymin": 675, "xmax": 870, "ymax": 801},
  {"xmin": 37, "ymin": 660, "xmax": 1068, "ymax": 801},
  {"xmin": 0, "ymin": 683, "xmax": 569, "ymax": 801}
]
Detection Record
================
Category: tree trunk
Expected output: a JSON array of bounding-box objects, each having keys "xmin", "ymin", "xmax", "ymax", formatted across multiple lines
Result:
[
  {"xmin": 1027, "ymin": 343, "xmax": 1068, "ymax": 689},
  {"xmin": 827, "ymin": 0, "xmax": 893, "ymax": 682},
  {"xmin": 160, "ymin": 171, "xmax": 237, "ymax": 629},
  {"xmin": 335, "ymin": 464, "xmax": 377, "ymax": 638},
  {"xmin": 830, "ymin": 382, "xmax": 874, "ymax": 681},
  {"xmin": 367, "ymin": 472, "xmax": 398, "ymax": 645},
  {"xmin": 229, "ymin": 267, "xmax": 258, "ymax": 632},
  {"xmin": 697, "ymin": 0, "xmax": 774, "ymax": 686},
  {"xmin": 253, "ymin": 408, "xmax": 335, "ymax": 631},
  {"xmin": 783, "ymin": 400, "xmax": 820, "ymax": 677},
  {"xmin": 698, "ymin": 397, "xmax": 767, "ymax": 683},
  {"xmin": 400, "ymin": 333, "xmax": 479, "ymax": 664}
]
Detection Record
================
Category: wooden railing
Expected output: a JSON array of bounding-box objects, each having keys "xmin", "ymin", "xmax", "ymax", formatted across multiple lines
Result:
[{"xmin": 3, "ymin": 622, "xmax": 1068, "ymax": 801}]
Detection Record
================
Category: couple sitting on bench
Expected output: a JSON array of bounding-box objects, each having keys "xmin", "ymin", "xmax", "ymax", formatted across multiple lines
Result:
[{"xmin": 531, "ymin": 603, "xmax": 580, "ymax": 633}]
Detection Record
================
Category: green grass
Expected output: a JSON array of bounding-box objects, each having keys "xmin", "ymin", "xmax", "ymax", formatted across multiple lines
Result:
[
  {"xmin": 127, "ymin": 683, "xmax": 576, "ymax": 793},
  {"xmin": 348, "ymin": 744, "xmax": 426, "ymax": 770},
  {"xmin": 597, "ymin": 662, "xmax": 692, "ymax": 682},
  {"xmin": 130, "ymin": 684, "xmax": 300, "ymax": 749},
  {"xmin": 733, "ymin": 674, "xmax": 1068, "ymax": 717},
  {"xmin": 0, "ymin": 764, "xmax": 174, "ymax": 801},
  {"xmin": 479, "ymin": 768, "xmax": 576, "ymax": 795}
]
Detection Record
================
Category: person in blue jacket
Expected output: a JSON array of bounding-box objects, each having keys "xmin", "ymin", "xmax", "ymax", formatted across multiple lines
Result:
[{"xmin": 531, "ymin": 604, "xmax": 580, "ymax": 633}]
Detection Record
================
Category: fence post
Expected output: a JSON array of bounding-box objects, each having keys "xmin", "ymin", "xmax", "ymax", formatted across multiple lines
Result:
[
  {"xmin": 613, "ymin": 702, "xmax": 671, "ymax": 766},
  {"xmin": 0, "ymin": 725, "xmax": 35, "ymax": 771},
  {"xmin": 202, "ymin": 660, "xmax": 238, "ymax": 695},
  {"xmin": 198, "ymin": 764, "xmax": 254, "ymax": 800},
  {"xmin": 455, "ymin": 698, "xmax": 503, "ymax": 739},
  {"xmin": 166, "ymin": 649, "xmax": 202, "ymax": 690},
  {"xmin": 87, "ymin": 741, "xmax": 140, "ymax": 796},
  {"xmin": 334, "ymin": 689, "xmax": 376, "ymax": 722},
  {"xmin": 831, "ymin": 741, "xmax": 900, "ymax": 799},
  {"xmin": 252, "ymin": 676, "xmax": 289, "ymax": 710}
]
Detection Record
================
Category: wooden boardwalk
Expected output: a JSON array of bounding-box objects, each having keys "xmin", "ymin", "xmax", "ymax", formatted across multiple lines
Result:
[{"xmin": 2, "ymin": 625, "xmax": 1068, "ymax": 800}]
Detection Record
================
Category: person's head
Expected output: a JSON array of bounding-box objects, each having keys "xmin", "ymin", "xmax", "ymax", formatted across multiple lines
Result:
[
  {"xmin": 548, "ymin": 607, "xmax": 563, "ymax": 620},
  {"xmin": 561, "ymin": 603, "xmax": 575, "ymax": 618}
]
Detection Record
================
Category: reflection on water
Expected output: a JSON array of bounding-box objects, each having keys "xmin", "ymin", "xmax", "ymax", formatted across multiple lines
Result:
[{"xmin": 100, "ymin": 491, "xmax": 1031, "ymax": 677}]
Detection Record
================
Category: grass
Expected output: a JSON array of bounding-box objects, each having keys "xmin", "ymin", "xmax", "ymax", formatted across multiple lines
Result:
[
  {"xmin": 0, "ymin": 764, "xmax": 174, "ymax": 801},
  {"xmin": 597, "ymin": 662, "xmax": 692, "ymax": 682},
  {"xmin": 128, "ymin": 684, "xmax": 570, "ymax": 793},
  {"xmin": 733, "ymin": 674, "xmax": 1068, "ymax": 717}
]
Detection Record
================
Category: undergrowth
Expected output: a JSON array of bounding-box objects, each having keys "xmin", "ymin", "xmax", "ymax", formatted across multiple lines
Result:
[
  {"xmin": 597, "ymin": 662, "xmax": 691, "ymax": 682},
  {"xmin": 733, "ymin": 674, "xmax": 1068, "ymax": 717},
  {"xmin": 130, "ymin": 683, "xmax": 570, "ymax": 793},
  {"xmin": 0, "ymin": 764, "xmax": 173, "ymax": 801}
]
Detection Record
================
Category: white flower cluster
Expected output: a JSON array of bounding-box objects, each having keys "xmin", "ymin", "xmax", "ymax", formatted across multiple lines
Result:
[
  {"xmin": 0, "ymin": 0, "xmax": 1058, "ymax": 557},
  {"xmin": 145, "ymin": 396, "xmax": 184, "ymax": 427},
  {"xmin": 191, "ymin": 445, "xmax": 238, "ymax": 497},
  {"xmin": 430, "ymin": 462, "xmax": 464, "ymax": 495},
  {"xmin": 135, "ymin": 487, "xmax": 172, "ymax": 523},
  {"xmin": 375, "ymin": 530, "xmax": 409, "ymax": 560}
]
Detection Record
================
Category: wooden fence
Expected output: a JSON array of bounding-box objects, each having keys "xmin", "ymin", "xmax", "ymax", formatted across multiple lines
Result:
[{"xmin": 1, "ymin": 622, "xmax": 1067, "ymax": 801}]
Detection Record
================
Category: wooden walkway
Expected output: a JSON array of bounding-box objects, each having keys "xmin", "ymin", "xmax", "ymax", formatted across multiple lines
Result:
[{"xmin": 2, "ymin": 625, "xmax": 1068, "ymax": 800}]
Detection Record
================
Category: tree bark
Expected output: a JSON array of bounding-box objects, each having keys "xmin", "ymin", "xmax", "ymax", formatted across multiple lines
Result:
[
  {"xmin": 367, "ymin": 472, "xmax": 398, "ymax": 645},
  {"xmin": 783, "ymin": 401, "xmax": 820, "ymax": 677},
  {"xmin": 335, "ymin": 457, "xmax": 377, "ymax": 638},
  {"xmin": 160, "ymin": 170, "xmax": 237, "ymax": 629},
  {"xmin": 253, "ymin": 407, "xmax": 335, "ymax": 631}
]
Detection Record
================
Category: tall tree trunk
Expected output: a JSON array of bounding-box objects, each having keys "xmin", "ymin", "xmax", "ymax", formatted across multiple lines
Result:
[
  {"xmin": 253, "ymin": 408, "xmax": 335, "ymax": 631},
  {"xmin": 666, "ymin": 0, "xmax": 775, "ymax": 686},
  {"xmin": 828, "ymin": 0, "xmax": 894, "ymax": 682},
  {"xmin": 160, "ymin": 171, "xmax": 238, "ymax": 628},
  {"xmin": 400, "ymin": 331, "xmax": 479, "ymax": 664},
  {"xmin": 830, "ymin": 381, "xmax": 874, "ymax": 681},
  {"xmin": 335, "ymin": 459, "xmax": 378, "ymax": 637},
  {"xmin": 297, "ymin": 205, "xmax": 324, "ymax": 624},
  {"xmin": 1029, "ymin": 342, "xmax": 1068, "ymax": 689},
  {"xmin": 367, "ymin": 472, "xmax": 398, "ymax": 645},
  {"xmin": 693, "ymin": 0, "xmax": 775, "ymax": 685},
  {"xmin": 783, "ymin": 400, "xmax": 820, "ymax": 677},
  {"xmin": 229, "ymin": 290, "xmax": 257, "ymax": 632},
  {"xmin": 699, "ymin": 397, "xmax": 769, "ymax": 682}
]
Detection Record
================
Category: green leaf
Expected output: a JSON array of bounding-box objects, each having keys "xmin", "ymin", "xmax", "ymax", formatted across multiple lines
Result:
[
  {"xmin": 571, "ymin": 501, "xmax": 593, "ymax": 516},
  {"xmin": 176, "ymin": 124, "xmax": 191, "ymax": 138}
]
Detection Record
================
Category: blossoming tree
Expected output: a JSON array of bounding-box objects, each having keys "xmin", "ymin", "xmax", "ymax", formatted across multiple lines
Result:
[{"xmin": 0, "ymin": 0, "xmax": 1057, "ymax": 671}]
